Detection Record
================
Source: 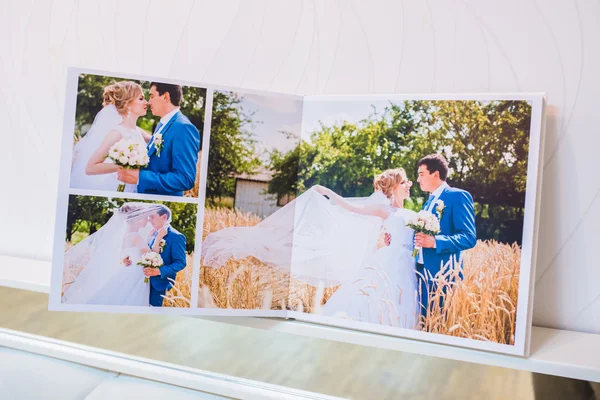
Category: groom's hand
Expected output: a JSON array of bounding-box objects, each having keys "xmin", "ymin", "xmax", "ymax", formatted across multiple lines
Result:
[
  {"xmin": 415, "ymin": 233, "xmax": 436, "ymax": 249},
  {"xmin": 144, "ymin": 267, "xmax": 161, "ymax": 277},
  {"xmin": 117, "ymin": 167, "xmax": 139, "ymax": 184}
]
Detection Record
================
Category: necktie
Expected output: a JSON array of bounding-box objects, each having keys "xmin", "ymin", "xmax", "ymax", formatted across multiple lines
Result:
[
  {"xmin": 149, "ymin": 231, "xmax": 158, "ymax": 248},
  {"xmin": 424, "ymin": 194, "xmax": 435, "ymax": 211},
  {"xmin": 147, "ymin": 121, "xmax": 164, "ymax": 151}
]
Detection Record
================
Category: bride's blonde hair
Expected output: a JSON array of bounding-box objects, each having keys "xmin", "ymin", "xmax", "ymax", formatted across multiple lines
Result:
[
  {"xmin": 373, "ymin": 168, "xmax": 407, "ymax": 199},
  {"xmin": 102, "ymin": 81, "xmax": 143, "ymax": 115}
]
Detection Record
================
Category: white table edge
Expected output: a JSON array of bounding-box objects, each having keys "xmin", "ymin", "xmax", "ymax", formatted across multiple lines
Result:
[
  {"xmin": 1, "ymin": 254, "xmax": 599, "ymax": 383},
  {"xmin": 0, "ymin": 327, "xmax": 346, "ymax": 400}
]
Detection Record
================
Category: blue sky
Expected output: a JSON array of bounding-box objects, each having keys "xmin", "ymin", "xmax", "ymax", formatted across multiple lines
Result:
[
  {"xmin": 226, "ymin": 91, "xmax": 304, "ymax": 159},
  {"xmin": 301, "ymin": 98, "xmax": 395, "ymax": 140}
]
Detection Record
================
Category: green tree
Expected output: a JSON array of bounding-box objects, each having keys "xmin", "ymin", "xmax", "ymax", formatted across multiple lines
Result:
[
  {"xmin": 268, "ymin": 101, "xmax": 436, "ymax": 200},
  {"xmin": 267, "ymin": 100, "xmax": 532, "ymax": 245},
  {"xmin": 433, "ymin": 100, "xmax": 531, "ymax": 243},
  {"xmin": 204, "ymin": 91, "xmax": 261, "ymax": 203},
  {"xmin": 66, "ymin": 195, "xmax": 112, "ymax": 241},
  {"xmin": 66, "ymin": 196, "xmax": 197, "ymax": 253}
]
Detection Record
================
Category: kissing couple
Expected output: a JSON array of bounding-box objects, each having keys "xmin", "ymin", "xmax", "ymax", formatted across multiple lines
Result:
[
  {"xmin": 70, "ymin": 81, "xmax": 201, "ymax": 197},
  {"xmin": 63, "ymin": 202, "xmax": 187, "ymax": 307}
]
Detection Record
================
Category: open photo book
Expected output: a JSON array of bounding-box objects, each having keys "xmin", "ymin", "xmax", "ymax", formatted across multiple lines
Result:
[{"xmin": 49, "ymin": 68, "xmax": 546, "ymax": 356}]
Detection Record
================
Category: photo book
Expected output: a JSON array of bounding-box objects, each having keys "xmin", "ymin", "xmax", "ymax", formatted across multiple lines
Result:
[{"xmin": 49, "ymin": 67, "xmax": 546, "ymax": 356}]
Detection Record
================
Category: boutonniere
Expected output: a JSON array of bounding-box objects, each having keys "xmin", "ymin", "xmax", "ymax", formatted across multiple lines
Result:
[
  {"xmin": 435, "ymin": 200, "xmax": 445, "ymax": 220},
  {"xmin": 159, "ymin": 239, "xmax": 166, "ymax": 253},
  {"xmin": 154, "ymin": 133, "xmax": 164, "ymax": 157}
]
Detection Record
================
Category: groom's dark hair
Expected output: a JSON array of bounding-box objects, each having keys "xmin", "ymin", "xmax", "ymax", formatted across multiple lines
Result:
[
  {"xmin": 150, "ymin": 82, "xmax": 183, "ymax": 107},
  {"xmin": 417, "ymin": 154, "xmax": 449, "ymax": 181},
  {"xmin": 157, "ymin": 207, "xmax": 172, "ymax": 221}
]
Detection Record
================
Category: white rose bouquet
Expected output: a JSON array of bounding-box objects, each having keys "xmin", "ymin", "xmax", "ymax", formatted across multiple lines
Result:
[
  {"xmin": 108, "ymin": 139, "xmax": 150, "ymax": 192},
  {"xmin": 137, "ymin": 251, "xmax": 164, "ymax": 283},
  {"xmin": 406, "ymin": 210, "xmax": 441, "ymax": 257}
]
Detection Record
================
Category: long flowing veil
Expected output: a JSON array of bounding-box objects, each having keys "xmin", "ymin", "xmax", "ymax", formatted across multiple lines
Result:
[
  {"xmin": 62, "ymin": 202, "xmax": 172, "ymax": 304},
  {"xmin": 70, "ymin": 104, "xmax": 122, "ymax": 191},
  {"xmin": 201, "ymin": 187, "xmax": 389, "ymax": 288}
]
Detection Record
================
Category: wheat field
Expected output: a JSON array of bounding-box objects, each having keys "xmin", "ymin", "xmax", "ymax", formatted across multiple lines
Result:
[{"xmin": 198, "ymin": 207, "xmax": 520, "ymax": 345}]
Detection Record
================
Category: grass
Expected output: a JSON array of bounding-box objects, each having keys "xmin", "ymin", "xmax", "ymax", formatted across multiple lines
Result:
[{"xmin": 198, "ymin": 207, "xmax": 521, "ymax": 345}]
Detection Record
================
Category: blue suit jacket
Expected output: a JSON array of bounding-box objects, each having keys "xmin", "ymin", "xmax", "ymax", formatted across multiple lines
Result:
[
  {"xmin": 138, "ymin": 111, "xmax": 200, "ymax": 197},
  {"xmin": 150, "ymin": 227, "xmax": 187, "ymax": 293},
  {"xmin": 422, "ymin": 185, "xmax": 477, "ymax": 277}
]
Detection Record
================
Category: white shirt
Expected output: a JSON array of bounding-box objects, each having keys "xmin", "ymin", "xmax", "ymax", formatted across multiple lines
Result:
[
  {"xmin": 156, "ymin": 108, "xmax": 180, "ymax": 134},
  {"xmin": 418, "ymin": 181, "xmax": 449, "ymax": 264},
  {"xmin": 148, "ymin": 108, "xmax": 180, "ymax": 152}
]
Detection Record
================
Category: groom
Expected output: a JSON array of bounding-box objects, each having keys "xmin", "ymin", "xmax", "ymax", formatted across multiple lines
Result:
[
  {"xmin": 145, "ymin": 207, "xmax": 187, "ymax": 307},
  {"xmin": 117, "ymin": 82, "xmax": 201, "ymax": 197},
  {"xmin": 414, "ymin": 154, "xmax": 476, "ymax": 317}
]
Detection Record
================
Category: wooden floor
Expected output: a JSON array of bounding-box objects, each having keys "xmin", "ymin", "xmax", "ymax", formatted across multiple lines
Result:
[{"xmin": 0, "ymin": 286, "xmax": 536, "ymax": 399}]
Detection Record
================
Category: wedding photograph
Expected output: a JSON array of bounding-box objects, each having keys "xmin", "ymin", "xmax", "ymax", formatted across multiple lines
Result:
[
  {"xmin": 198, "ymin": 94, "xmax": 543, "ymax": 351},
  {"xmin": 197, "ymin": 89, "xmax": 303, "ymax": 309},
  {"xmin": 69, "ymin": 72, "xmax": 205, "ymax": 198},
  {"xmin": 59, "ymin": 195, "xmax": 198, "ymax": 309}
]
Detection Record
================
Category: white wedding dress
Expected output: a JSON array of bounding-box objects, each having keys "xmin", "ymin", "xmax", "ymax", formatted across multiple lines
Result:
[
  {"xmin": 63, "ymin": 231, "xmax": 150, "ymax": 306},
  {"xmin": 85, "ymin": 233, "xmax": 150, "ymax": 306},
  {"xmin": 62, "ymin": 204, "xmax": 167, "ymax": 306},
  {"xmin": 321, "ymin": 207, "xmax": 418, "ymax": 329},
  {"xmin": 202, "ymin": 187, "xmax": 418, "ymax": 328},
  {"xmin": 70, "ymin": 104, "xmax": 146, "ymax": 193}
]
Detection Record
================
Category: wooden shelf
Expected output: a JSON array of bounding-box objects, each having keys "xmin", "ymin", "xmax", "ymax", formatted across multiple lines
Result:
[{"xmin": 2, "ymin": 254, "xmax": 599, "ymax": 383}]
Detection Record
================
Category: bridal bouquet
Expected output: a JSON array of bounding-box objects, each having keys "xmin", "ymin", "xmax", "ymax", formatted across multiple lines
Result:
[
  {"xmin": 108, "ymin": 139, "xmax": 150, "ymax": 192},
  {"xmin": 137, "ymin": 251, "xmax": 164, "ymax": 283},
  {"xmin": 406, "ymin": 210, "xmax": 441, "ymax": 257}
]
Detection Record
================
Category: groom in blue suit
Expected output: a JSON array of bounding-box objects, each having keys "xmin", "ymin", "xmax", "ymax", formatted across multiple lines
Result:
[
  {"xmin": 414, "ymin": 154, "xmax": 476, "ymax": 318},
  {"xmin": 118, "ymin": 82, "xmax": 200, "ymax": 197},
  {"xmin": 144, "ymin": 207, "xmax": 188, "ymax": 307}
]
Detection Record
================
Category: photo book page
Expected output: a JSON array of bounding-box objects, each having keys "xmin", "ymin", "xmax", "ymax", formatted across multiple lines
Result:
[{"xmin": 50, "ymin": 67, "xmax": 545, "ymax": 356}]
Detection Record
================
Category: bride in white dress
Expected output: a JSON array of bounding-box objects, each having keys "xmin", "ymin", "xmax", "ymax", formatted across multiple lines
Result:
[
  {"xmin": 201, "ymin": 168, "xmax": 419, "ymax": 329},
  {"xmin": 70, "ymin": 81, "xmax": 151, "ymax": 192},
  {"xmin": 312, "ymin": 168, "xmax": 418, "ymax": 329},
  {"xmin": 62, "ymin": 202, "xmax": 169, "ymax": 306}
]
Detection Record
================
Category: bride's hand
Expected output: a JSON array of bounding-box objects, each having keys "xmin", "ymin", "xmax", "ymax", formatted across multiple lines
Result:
[
  {"xmin": 121, "ymin": 256, "xmax": 132, "ymax": 267},
  {"xmin": 157, "ymin": 227, "xmax": 168, "ymax": 239}
]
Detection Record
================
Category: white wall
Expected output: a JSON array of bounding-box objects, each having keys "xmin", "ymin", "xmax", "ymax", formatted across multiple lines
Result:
[
  {"xmin": 1, "ymin": 0, "xmax": 599, "ymax": 334},
  {"xmin": 234, "ymin": 180, "xmax": 280, "ymax": 218}
]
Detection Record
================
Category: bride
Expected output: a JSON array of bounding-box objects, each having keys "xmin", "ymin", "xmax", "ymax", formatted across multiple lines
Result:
[
  {"xmin": 62, "ymin": 202, "xmax": 170, "ymax": 306},
  {"xmin": 70, "ymin": 81, "xmax": 151, "ymax": 192},
  {"xmin": 312, "ymin": 168, "xmax": 418, "ymax": 329},
  {"xmin": 201, "ymin": 168, "xmax": 419, "ymax": 329}
]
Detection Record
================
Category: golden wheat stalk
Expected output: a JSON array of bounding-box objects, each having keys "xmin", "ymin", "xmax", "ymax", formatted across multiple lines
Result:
[{"xmin": 199, "ymin": 208, "xmax": 521, "ymax": 345}]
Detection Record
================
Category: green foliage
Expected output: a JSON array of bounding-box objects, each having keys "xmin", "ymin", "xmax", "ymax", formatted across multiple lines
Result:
[
  {"xmin": 67, "ymin": 195, "xmax": 198, "ymax": 253},
  {"xmin": 267, "ymin": 100, "xmax": 532, "ymax": 245},
  {"xmin": 204, "ymin": 91, "xmax": 261, "ymax": 203}
]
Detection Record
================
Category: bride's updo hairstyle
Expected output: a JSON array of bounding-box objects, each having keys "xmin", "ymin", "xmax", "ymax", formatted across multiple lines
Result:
[
  {"xmin": 102, "ymin": 81, "xmax": 143, "ymax": 115},
  {"xmin": 118, "ymin": 202, "xmax": 148, "ymax": 222},
  {"xmin": 119, "ymin": 203, "xmax": 144, "ymax": 215},
  {"xmin": 373, "ymin": 168, "xmax": 407, "ymax": 199}
]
